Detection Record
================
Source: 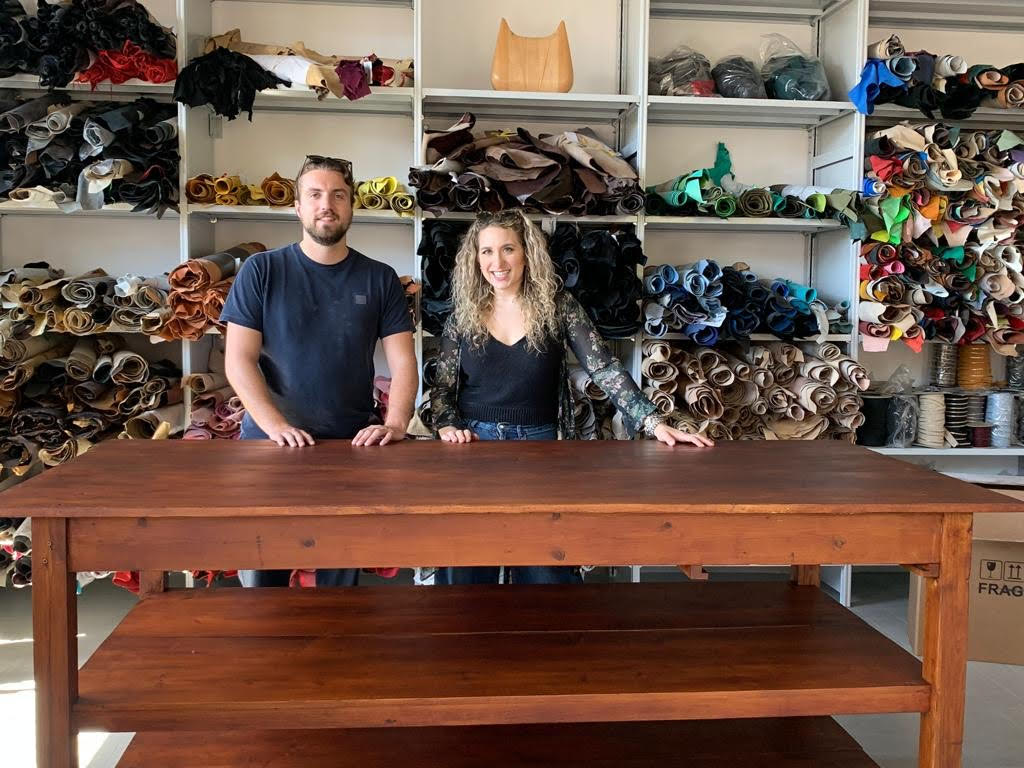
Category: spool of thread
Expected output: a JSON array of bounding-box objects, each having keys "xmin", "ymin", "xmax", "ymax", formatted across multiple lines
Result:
[
  {"xmin": 957, "ymin": 344, "xmax": 992, "ymax": 389},
  {"xmin": 944, "ymin": 393, "xmax": 970, "ymax": 447},
  {"xmin": 856, "ymin": 395, "xmax": 891, "ymax": 447},
  {"xmin": 985, "ymin": 392, "xmax": 1016, "ymax": 448},
  {"xmin": 931, "ymin": 343, "xmax": 958, "ymax": 388},
  {"xmin": 1008, "ymin": 356, "xmax": 1024, "ymax": 392},
  {"xmin": 969, "ymin": 424, "xmax": 993, "ymax": 448},
  {"xmin": 916, "ymin": 392, "xmax": 946, "ymax": 449},
  {"xmin": 966, "ymin": 394, "xmax": 988, "ymax": 424}
]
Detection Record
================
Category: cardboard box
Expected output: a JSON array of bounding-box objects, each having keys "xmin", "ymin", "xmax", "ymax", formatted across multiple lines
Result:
[{"xmin": 908, "ymin": 490, "xmax": 1024, "ymax": 666}]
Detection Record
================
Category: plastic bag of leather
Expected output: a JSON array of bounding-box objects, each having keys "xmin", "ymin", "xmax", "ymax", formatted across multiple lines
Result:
[
  {"xmin": 759, "ymin": 33, "xmax": 831, "ymax": 101},
  {"xmin": 649, "ymin": 45, "xmax": 714, "ymax": 97}
]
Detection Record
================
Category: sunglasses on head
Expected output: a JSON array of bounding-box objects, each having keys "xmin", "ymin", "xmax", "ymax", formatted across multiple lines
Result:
[{"xmin": 302, "ymin": 155, "xmax": 353, "ymax": 181}]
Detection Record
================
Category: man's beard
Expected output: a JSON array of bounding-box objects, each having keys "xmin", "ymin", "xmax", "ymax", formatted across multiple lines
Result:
[{"xmin": 304, "ymin": 216, "xmax": 348, "ymax": 246}]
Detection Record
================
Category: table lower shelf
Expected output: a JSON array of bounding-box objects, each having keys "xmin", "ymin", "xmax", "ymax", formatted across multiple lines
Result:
[
  {"xmin": 76, "ymin": 581, "xmax": 927, "ymax": 732},
  {"xmin": 116, "ymin": 717, "xmax": 880, "ymax": 767}
]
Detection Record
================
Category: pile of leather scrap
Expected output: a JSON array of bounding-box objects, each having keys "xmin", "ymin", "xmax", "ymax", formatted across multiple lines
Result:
[
  {"xmin": 642, "ymin": 341, "xmax": 868, "ymax": 442},
  {"xmin": 175, "ymin": 28, "xmax": 413, "ymax": 119},
  {"xmin": 410, "ymin": 113, "xmax": 643, "ymax": 216},
  {"xmin": 859, "ymin": 122, "xmax": 1024, "ymax": 353}
]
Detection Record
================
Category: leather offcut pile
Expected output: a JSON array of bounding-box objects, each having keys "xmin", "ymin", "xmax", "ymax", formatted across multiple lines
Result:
[
  {"xmin": 643, "ymin": 259, "xmax": 851, "ymax": 345},
  {"xmin": 186, "ymin": 172, "xmax": 296, "ymax": 207},
  {"xmin": 0, "ymin": 95, "xmax": 179, "ymax": 215},
  {"xmin": 641, "ymin": 341, "xmax": 869, "ymax": 442},
  {"xmin": 0, "ymin": 330, "xmax": 183, "ymax": 496},
  {"xmin": 0, "ymin": 0, "xmax": 176, "ymax": 88},
  {"xmin": 353, "ymin": 177, "xmax": 415, "ymax": 217},
  {"xmin": 860, "ymin": 122, "xmax": 1024, "ymax": 354},
  {"xmin": 1, "ymin": 263, "xmax": 174, "ymax": 338},
  {"xmin": 157, "ymin": 242, "xmax": 266, "ymax": 341},
  {"xmin": 181, "ymin": 345, "xmax": 244, "ymax": 440},
  {"xmin": 548, "ymin": 224, "xmax": 645, "ymax": 339},
  {"xmin": 175, "ymin": 29, "xmax": 413, "ymax": 121},
  {"xmin": 646, "ymin": 142, "xmax": 864, "ymax": 234},
  {"xmin": 852, "ymin": 33, "xmax": 1024, "ymax": 119},
  {"xmin": 183, "ymin": 380, "xmax": 244, "ymax": 441},
  {"xmin": 410, "ymin": 112, "xmax": 644, "ymax": 217},
  {"xmin": 415, "ymin": 354, "xmax": 439, "ymax": 434},
  {"xmin": 1, "ymin": 517, "xmax": 36, "ymax": 588},
  {"xmin": 418, "ymin": 220, "xmax": 463, "ymax": 336},
  {"xmin": 75, "ymin": 40, "xmax": 176, "ymax": 88},
  {"xmin": 187, "ymin": 173, "xmax": 415, "ymax": 217},
  {"xmin": 373, "ymin": 375, "xmax": 391, "ymax": 424}
]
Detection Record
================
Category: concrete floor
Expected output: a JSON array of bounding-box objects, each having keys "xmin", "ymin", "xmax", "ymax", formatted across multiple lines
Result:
[{"xmin": 1, "ymin": 571, "xmax": 1022, "ymax": 767}]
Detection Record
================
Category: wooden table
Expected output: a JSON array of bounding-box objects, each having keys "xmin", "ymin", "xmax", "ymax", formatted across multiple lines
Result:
[{"xmin": 10, "ymin": 439, "xmax": 1021, "ymax": 767}]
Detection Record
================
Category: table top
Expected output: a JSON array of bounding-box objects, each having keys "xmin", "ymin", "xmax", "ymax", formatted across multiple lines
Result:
[{"xmin": 6, "ymin": 439, "xmax": 1021, "ymax": 518}]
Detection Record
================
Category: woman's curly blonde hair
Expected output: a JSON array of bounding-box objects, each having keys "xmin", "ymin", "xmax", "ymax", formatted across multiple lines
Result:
[{"xmin": 450, "ymin": 210, "xmax": 560, "ymax": 352}]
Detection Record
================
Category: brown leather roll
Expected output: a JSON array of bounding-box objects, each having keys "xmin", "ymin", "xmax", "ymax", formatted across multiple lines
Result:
[
  {"xmin": 261, "ymin": 173, "xmax": 296, "ymax": 206},
  {"xmin": 186, "ymin": 174, "xmax": 217, "ymax": 204}
]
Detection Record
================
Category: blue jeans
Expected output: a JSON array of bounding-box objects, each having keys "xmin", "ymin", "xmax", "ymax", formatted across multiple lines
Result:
[
  {"xmin": 434, "ymin": 419, "xmax": 581, "ymax": 587},
  {"xmin": 238, "ymin": 421, "xmax": 359, "ymax": 589}
]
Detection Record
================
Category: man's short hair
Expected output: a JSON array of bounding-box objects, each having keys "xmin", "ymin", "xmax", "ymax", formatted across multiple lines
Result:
[{"xmin": 296, "ymin": 155, "xmax": 354, "ymax": 196}]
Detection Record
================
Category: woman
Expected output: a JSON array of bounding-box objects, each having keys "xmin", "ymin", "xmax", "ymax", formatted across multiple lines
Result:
[{"xmin": 431, "ymin": 210, "xmax": 713, "ymax": 586}]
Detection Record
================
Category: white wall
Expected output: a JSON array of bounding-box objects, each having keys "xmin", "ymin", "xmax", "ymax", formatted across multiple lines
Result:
[
  {"xmin": 211, "ymin": 2, "xmax": 413, "ymax": 60},
  {"xmin": 1, "ymin": 217, "xmax": 180, "ymax": 277},
  {"xmin": 214, "ymin": 112, "xmax": 415, "ymax": 183}
]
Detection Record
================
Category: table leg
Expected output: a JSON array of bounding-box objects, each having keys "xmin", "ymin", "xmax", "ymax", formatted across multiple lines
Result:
[
  {"xmin": 677, "ymin": 564, "xmax": 709, "ymax": 580},
  {"xmin": 32, "ymin": 517, "xmax": 78, "ymax": 768},
  {"xmin": 919, "ymin": 513, "xmax": 972, "ymax": 768},
  {"xmin": 139, "ymin": 570, "xmax": 167, "ymax": 599},
  {"xmin": 790, "ymin": 565, "xmax": 821, "ymax": 587}
]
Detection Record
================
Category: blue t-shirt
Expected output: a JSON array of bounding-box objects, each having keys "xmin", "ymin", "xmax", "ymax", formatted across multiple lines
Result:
[{"xmin": 220, "ymin": 243, "xmax": 413, "ymax": 439}]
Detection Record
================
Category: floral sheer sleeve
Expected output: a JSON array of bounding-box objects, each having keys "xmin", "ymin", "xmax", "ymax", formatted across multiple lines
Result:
[
  {"xmin": 428, "ymin": 319, "xmax": 465, "ymax": 434},
  {"xmin": 559, "ymin": 293, "xmax": 665, "ymax": 437}
]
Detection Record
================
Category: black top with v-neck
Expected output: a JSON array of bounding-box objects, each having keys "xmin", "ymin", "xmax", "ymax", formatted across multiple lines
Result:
[{"xmin": 457, "ymin": 332, "xmax": 562, "ymax": 426}]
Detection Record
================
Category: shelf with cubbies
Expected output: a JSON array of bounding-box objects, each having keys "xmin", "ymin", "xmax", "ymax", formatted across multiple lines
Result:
[
  {"xmin": 174, "ymin": 0, "xmax": 420, "ymax": 421},
  {"xmin": 629, "ymin": 0, "xmax": 865, "ymax": 603},
  {"xmin": 0, "ymin": 0, "xmax": 185, "ymax": 379},
  {"xmin": 0, "ymin": 0, "xmax": 874, "ymax": 606},
  {"xmin": 636, "ymin": 0, "xmax": 863, "ymax": 371},
  {"xmin": 856, "ymin": 3, "xmax": 1024, "ymax": 465}
]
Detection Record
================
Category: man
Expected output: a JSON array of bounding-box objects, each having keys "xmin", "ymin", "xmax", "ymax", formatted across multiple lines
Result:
[{"xmin": 221, "ymin": 155, "xmax": 418, "ymax": 588}]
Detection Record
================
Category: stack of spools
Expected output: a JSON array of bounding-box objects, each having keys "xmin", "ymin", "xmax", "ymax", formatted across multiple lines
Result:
[
  {"xmin": 943, "ymin": 393, "xmax": 969, "ymax": 447},
  {"xmin": 1007, "ymin": 356, "xmax": 1024, "ymax": 392},
  {"xmin": 965, "ymin": 393, "xmax": 991, "ymax": 448},
  {"xmin": 986, "ymin": 392, "xmax": 1016, "ymax": 448},
  {"xmin": 916, "ymin": 392, "xmax": 946, "ymax": 448},
  {"xmin": 957, "ymin": 345, "xmax": 992, "ymax": 390},
  {"xmin": 930, "ymin": 343, "xmax": 958, "ymax": 387}
]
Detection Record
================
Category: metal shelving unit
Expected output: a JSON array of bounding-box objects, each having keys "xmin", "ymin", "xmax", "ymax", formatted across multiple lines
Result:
[
  {"xmin": 647, "ymin": 95, "xmax": 855, "ymax": 127},
  {"xmin": 643, "ymin": 216, "xmax": 845, "ymax": 233},
  {"xmin": 649, "ymin": 0, "xmax": 842, "ymax": 24},
  {"xmin": 868, "ymin": 0, "xmax": 1024, "ymax": 33},
  {"xmin": 872, "ymin": 447, "xmax": 1024, "ymax": 456}
]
